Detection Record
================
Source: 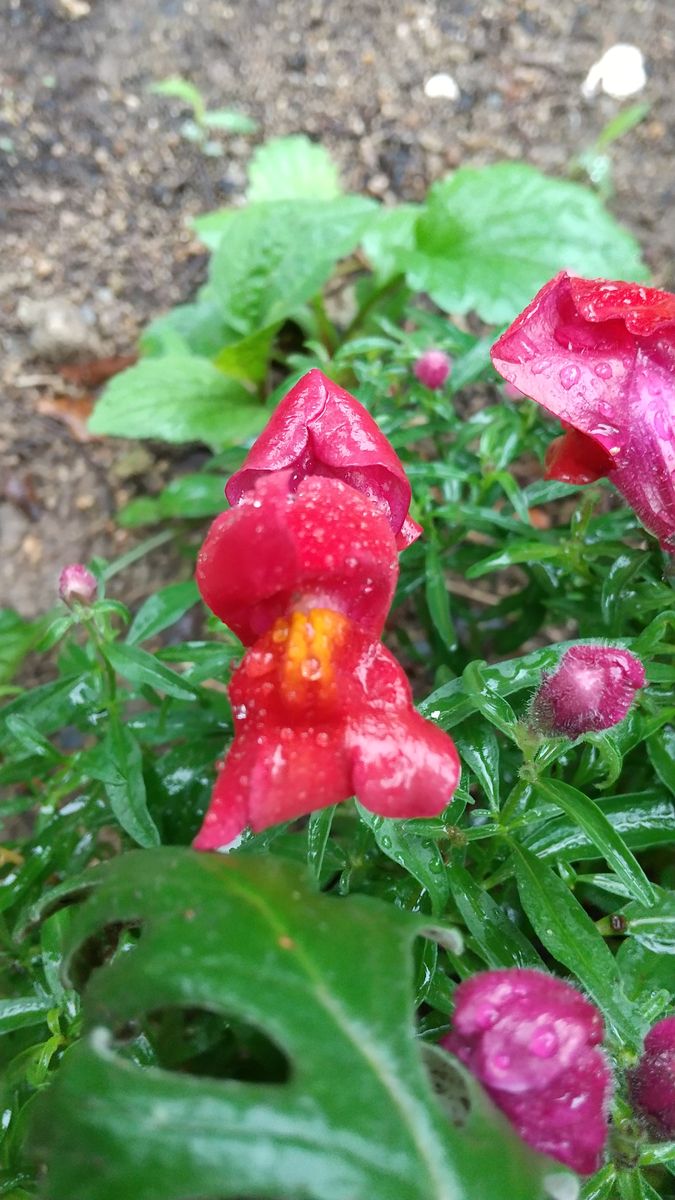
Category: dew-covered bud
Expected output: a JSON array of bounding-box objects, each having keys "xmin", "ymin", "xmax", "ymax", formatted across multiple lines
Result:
[
  {"xmin": 629, "ymin": 1016, "xmax": 675, "ymax": 1138},
  {"xmin": 529, "ymin": 644, "xmax": 645, "ymax": 739},
  {"xmin": 413, "ymin": 349, "xmax": 452, "ymax": 390},
  {"xmin": 58, "ymin": 563, "xmax": 98, "ymax": 606},
  {"xmin": 441, "ymin": 968, "xmax": 612, "ymax": 1175}
]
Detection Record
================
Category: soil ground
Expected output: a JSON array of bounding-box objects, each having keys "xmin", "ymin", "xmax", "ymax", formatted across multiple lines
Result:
[{"xmin": 1, "ymin": 0, "xmax": 674, "ymax": 617}]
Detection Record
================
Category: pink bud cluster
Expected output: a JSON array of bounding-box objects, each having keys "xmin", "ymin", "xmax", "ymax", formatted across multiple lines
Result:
[
  {"xmin": 441, "ymin": 968, "xmax": 612, "ymax": 1175},
  {"xmin": 58, "ymin": 563, "xmax": 98, "ymax": 607},
  {"xmin": 629, "ymin": 1017, "xmax": 675, "ymax": 1138}
]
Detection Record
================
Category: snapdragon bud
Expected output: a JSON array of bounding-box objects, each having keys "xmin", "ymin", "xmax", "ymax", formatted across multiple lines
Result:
[
  {"xmin": 58, "ymin": 563, "xmax": 98, "ymax": 607},
  {"xmin": 629, "ymin": 1017, "xmax": 675, "ymax": 1137},
  {"xmin": 441, "ymin": 968, "xmax": 611, "ymax": 1175},
  {"xmin": 413, "ymin": 349, "xmax": 452, "ymax": 390},
  {"xmin": 529, "ymin": 644, "xmax": 645, "ymax": 739}
]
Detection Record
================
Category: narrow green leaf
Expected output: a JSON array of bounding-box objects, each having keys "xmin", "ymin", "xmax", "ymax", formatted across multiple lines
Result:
[
  {"xmin": 87, "ymin": 720, "xmax": 159, "ymax": 848},
  {"xmin": 524, "ymin": 791, "xmax": 675, "ymax": 861},
  {"xmin": 126, "ymin": 581, "xmax": 200, "ymax": 646},
  {"xmin": 512, "ymin": 843, "xmax": 641, "ymax": 1046},
  {"xmin": 647, "ymin": 726, "xmax": 675, "ymax": 795},
  {"xmin": 105, "ymin": 642, "xmax": 199, "ymax": 702},
  {"xmin": 306, "ymin": 806, "xmax": 337, "ymax": 883},
  {"xmin": 424, "ymin": 541, "xmax": 456, "ymax": 651},
  {"xmin": 453, "ymin": 719, "xmax": 500, "ymax": 812},
  {"xmin": 446, "ymin": 861, "xmax": 542, "ymax": 969},
  {"xmin": 466, "ymin": 541, "xmax": 563, "ymax": 579},
  {"xmin": 534, "ymin": 778, "xmax": 655, "ymax": 907},
  {"xmin": 356, "ymin": 804, "xmax": 449, "ymax": 916},
  {"xmin": 0, "ymin": 996, "xmax": 52, "ymax": 1035},
  {"xmin": 622, "ymin": 887, "xmax": 675, "ymax": 954}
]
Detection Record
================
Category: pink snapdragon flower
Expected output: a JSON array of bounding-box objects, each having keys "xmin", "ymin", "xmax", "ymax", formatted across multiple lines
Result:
[
  {"xmin": 629, "ymin": 1016, "xmax": 675, "ymax": 1137},
  {"xmin": 529, "ymin": 644, "xmax": 645, "ymax": 739},
  {"xmin": 58, "ymin": 563, "xmax": 98, "ymax": 606},
  {"xmin": 225, "ymin": 368, "xmax": 422, "ymax": 549},
  {"xmin": 441, "ymin": 968, "xmax": 612, "ymax": 1175},
  {"xmin": 413, "ymin": 349, "xmax": 452, "ymax": 390},
  {"xmin": 491, "ymin": 272, "xmax": 675, "ymax": 551}
]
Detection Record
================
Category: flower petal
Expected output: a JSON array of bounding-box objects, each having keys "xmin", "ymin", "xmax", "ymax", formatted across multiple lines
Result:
[
  {"xmin": 491, "ymin": 271, "xmax": 675, "ymax": 549},
  {"xmin": 196, "ymin": 473, "xmax": 399, "ymax": 643},
  {"xmin": 226, "ymin": 368, "xmax": 421, "ymax": 547}
]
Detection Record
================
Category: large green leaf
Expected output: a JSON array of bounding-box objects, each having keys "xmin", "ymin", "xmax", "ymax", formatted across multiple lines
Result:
[
  {"xmin": 247, "ymin": 134, "xmax": 342, "ymax": 201},
  {"xmin": 30, "ymin": 850, "xmax": 569, "ymax": 1200},
  {"xmin": 404, "ymin": 163, "xmax": 647, "ymax": 324},
  {"xmin": 89, "ymin": 357, "xmax": 266, "ymax": 449},
  {"xmin": 209, "ymin": 197, "xmax": 377, "ymax": 333}
]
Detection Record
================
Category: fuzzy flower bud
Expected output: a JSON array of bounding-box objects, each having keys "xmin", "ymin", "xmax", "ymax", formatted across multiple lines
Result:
[
  {"xmin": 529, "ymin": 644, "xmax": 645, "ymax": 739},
  {"xmin": 413, "ymin": 349, "xmax": 452, "ymax": 390},
  {"xmin": 58, "ymin": 563, "xmax": 98, "ymax": 607},
  {"xmin": 629, "ymin": 1017, "xmax": 675, "ymax": 1138},
  {"xmin": 441, "ymin": 968, "xmax": 612, "ymax": 1175}
]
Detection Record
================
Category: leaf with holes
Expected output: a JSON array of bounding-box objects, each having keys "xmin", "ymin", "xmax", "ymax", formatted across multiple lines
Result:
[{"xmin": 29, "ymin": 850, "xmax": 570, "ymax": 1200}]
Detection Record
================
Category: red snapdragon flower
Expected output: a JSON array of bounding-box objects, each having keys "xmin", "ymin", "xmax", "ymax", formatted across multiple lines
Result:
[
  {"xmin": 441, "ymin": 968, "xmax": 611, "ymax": 1175},
  {"xmin": 193, "ymin": 607, "xmax": 460, "ymax": 849},
  {"xmin": 529, "ymin": 644, "xmax": 645, "ymax": 739},
  {"xmin": 196, "ymin": 472, "xmax": 399, "ymax": 644},
  {"xmin": 491, "ymin": 272, "xmax": 675, "ymax": 551},
  {"xmin": 629, "ymin": 1016, "xmax": 675, "ymax": 1138},
  {"xmin": 225, "ymin": 368, "xmax": 422, "ymax": 549}
]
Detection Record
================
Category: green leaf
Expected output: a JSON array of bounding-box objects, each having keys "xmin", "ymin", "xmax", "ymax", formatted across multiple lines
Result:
[
  {"xmin": 212, "ymin": 322, "xmax": 280, "ymax": 384},
  {"xmin": 361, "ymin": 204, "xmax": 421, "ymax": 282},
  {"xmin": 356, "ymin": 804, "xmax": 449, "ymax": 916},
  {"xmin": 201, "ymin": 108, "xmax": 257, "ymax": 134},
  {"xmin": 647, "ymin": 726, "xmax": 675, "ymax": 795},
  {"xmin": 512, "ymin": 844, "xmax": 641, "ymax": 1046},
  {"xmin": 247, "ymin": 135, "xmax": 341, "ymax": 201},
  {"xmin": 140, "ymin": 297, "xmax": 234, "ymax": 358},
  {"xmin": 89, "ymin": 357, "xmax": 266, "ymax": 450},
  {"xmin": 148, "ymin": 77, "xmax": 204, "ymax": 119},
  {"xmin": 616, "ymin": 938, "xmax": 675, "ymax": 1005},
  {"xmin": 404, "ymin": 163, "xmax": 647, "ymax": 324},
  {"xmin": 453, "ymin": 719, "xmax": 500, "ymax": 813},
  {"xmin": 446, "ymin": 861, "xmax": 543, "ymax": 969},
  {"xmin": 622, "ymin": 887, "xmax": 675, "ymax": 954},
  {"xmin": 30, "ymin": 850, "xmax": 566, "ymax": 1200},
  {"xmin": 424, "ymin": 540, "xmax": 456, "ymax": 652},
  {"xmin": 105, "ymin": 643, "xmax": 199, "ymax": 702},
  {"xmin": 86, "ymin": 720, "xmax": 159, "ymax": 848},
  {"xmin": 0, "ymin": 997, "xmax": 52, "ymax": 1035},
  {"xmin": 0, "ymin": 675, "xmax": 99, "ymax": 752},
  {"xmin": 126, "ymin": 581, "xmax": 200, "ymax": 646},
  {"xmin": 533, "ymin": 778, "xmax": 655, "ymax": 907},
  {"xmin": 466, "ymin": 541, "xmax": 564, "ymax": 579},
  {"xmin": 523, "ymin": 791, "xmax": 675, "ymax": 861},
  {"xmin": 0, "ymin": 609, "xmax": 49, "ymax": 685},
  {"xmin": 209, "ymin": 197, "xmax": 377, "ymax": 333},
  {"xmin": 118, "ymin": 472, "xmax": 227, "ymax": 528}
]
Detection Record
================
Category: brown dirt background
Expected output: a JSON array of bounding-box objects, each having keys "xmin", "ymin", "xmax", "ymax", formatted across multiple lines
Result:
[{"xmin": 1, "ymin": 0, "xmax": 674, "ymax": 617}]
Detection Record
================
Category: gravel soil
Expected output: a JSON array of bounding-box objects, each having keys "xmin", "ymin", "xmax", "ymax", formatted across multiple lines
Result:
[{"xmin": 1, "ymin": 0, "xmax": 674, "ymax": 616}]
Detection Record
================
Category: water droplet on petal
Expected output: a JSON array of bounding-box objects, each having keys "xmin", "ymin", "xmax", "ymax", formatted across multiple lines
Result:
[
  {"xmin": 529, "ymin": 1028, "xmax": 559, "ymax": 1059},
  {"xmin": 300, "ymin": 657, "xmax": 322, "ymax": 681},
  {"xmin": 594, "ymin": 361, "xmax": 612, "ymax": 379},
  {"xmin": 559, "ymin": 365, "xmax": 580, "ymax": 390}
]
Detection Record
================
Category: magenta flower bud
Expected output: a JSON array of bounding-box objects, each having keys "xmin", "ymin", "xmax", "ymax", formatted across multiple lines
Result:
[
  {"xmin": 58, "ymin": 563, "xmax": 98, "ymax": 606},
  {"xmin": 441, "ymin": 968, "xmax": 612, "ymax": 1175},
  {"xmin": 413, "ymin": 349, "xmax": 452, "ymax": 390},
  {"xmin": 629, "ymin": 1017, "xmax": 675, "ymax": 1137},
  {"xmin": 529, "ymin": 644, "xmax": 645, "ymax": 739}
]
